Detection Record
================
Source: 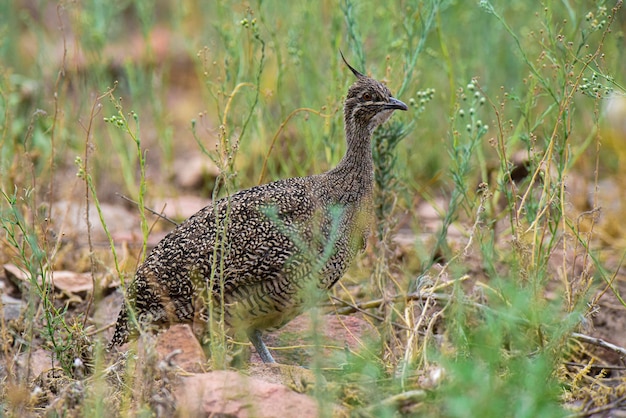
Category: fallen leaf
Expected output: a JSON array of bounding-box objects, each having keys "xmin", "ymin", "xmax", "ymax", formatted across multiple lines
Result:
[{"xmin": 3, "ymin": 264, "xmax": 118, "ymax": 296}]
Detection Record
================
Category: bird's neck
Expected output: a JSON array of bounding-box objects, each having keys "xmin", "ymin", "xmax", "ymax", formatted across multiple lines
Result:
[{"xmin": 326, "ymin": 119, "xmax": 374, "ymax": 198}]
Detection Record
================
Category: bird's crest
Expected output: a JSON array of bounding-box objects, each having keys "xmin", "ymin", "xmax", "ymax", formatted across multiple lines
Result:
[{"xmin": 340, "ymin": 50, "xmax": 365, "ymax": 79}]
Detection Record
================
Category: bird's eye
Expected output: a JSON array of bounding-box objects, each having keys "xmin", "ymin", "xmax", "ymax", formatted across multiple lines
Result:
[{"xmin": 362, "ymin": 93, "xmax": 372, "ymax": 101}]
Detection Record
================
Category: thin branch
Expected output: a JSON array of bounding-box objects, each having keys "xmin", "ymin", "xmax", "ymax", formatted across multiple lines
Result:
[
  {"xmin": 82, "ymin": 85, "xmax": 116, "ymax": 326},
  {"xmin": 330, "ymin": 292, "xmax": 452, "ymax": 315},
  {"xmin": 563, "ymin": 361, "xmax": 626, "ymax": 371},
  {"xmin": 572, "ymin": 332, "xmax": 626, "ymax": 357},
  {"xmin": 567, "ymin": 395, "xmax": 626, "ymax": 418},
  {"xmin": 116, "ymin": 193, "xmax": 178, "ymax": 226},
  {"xmin": 328, "ymin": 295, "xmax": 411, "ymax": 331},
  {"xmin": 362, "ymin": 389, "xmax": 427, "ymax": 415}
]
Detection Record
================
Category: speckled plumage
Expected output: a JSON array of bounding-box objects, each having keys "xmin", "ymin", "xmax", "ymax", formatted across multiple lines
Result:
[{"xmin": 109, "ymin": 56, "xmax": 408, "ymax": 362}]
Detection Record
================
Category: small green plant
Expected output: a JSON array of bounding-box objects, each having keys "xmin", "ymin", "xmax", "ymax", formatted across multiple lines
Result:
[
  {"xmin": 438, "ymin": 282, "xmax": 573, "ymax": 418},
  {"xmin": 0, "ymin": 188, "xmax": 85, "ymax": 377},
  {"xmin": 190, "ymin": 6, "xmax": 268, "ymax": 368}
]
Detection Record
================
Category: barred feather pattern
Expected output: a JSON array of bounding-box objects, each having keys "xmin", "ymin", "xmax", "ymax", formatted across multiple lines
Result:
[{"xmin": 109, "ymin": 64, "xmax": 407, "ymax": 358}]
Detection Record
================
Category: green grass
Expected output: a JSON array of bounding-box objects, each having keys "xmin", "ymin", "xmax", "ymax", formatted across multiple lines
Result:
[{"xmin": 1, "ymin": 0, "xmax": 625, "ymax": 416}]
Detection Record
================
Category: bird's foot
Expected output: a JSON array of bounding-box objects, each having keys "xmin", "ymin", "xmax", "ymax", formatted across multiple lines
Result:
[{"xmin": 247, "ymin": 329, "xmax": 276, "ymax": 364}]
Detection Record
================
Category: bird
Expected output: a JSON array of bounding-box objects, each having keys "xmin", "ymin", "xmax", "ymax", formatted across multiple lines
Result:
[{"xmin": 108, "ymin": 53, "xmax": 408, "ymax": 363}]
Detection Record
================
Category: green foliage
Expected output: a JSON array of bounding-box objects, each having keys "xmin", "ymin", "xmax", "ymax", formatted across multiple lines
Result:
[
  {"xmin": 0, "ymin": 189, "xmax": 88, "ymax": 377},
  {"xmin": 436, "ymin": 277, "xmax": 579, "ymax": 418}
]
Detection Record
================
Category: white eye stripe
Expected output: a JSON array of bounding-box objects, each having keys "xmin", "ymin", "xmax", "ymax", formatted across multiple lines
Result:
[{"xmin": 351, "ymin": 106, "xmax": 359, "ymax": 119}]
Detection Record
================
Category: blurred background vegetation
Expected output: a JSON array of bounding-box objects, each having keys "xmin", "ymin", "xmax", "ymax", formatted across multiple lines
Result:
[
  {"xmin": 1, "ymin": 1, "xmax": 624, "ymax": 198},
  {"xmin": 1, "ymin": 0, "xmax": 625, "ymax": 416}
]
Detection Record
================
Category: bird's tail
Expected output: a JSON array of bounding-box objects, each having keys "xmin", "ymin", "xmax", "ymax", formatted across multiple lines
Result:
[{"xmin": 107, "ymin": 305, "xmax": 132, "ymax": 350}]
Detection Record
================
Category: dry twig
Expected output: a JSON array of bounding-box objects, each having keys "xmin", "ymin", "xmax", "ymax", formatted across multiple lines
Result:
[{"xmin": 572, "ymin": 332, "xmax": 626, "ymax": 358}]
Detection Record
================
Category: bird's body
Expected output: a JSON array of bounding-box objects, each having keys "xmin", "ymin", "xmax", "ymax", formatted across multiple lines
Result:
[{"xmin": 109, "ymin": 55, "xmax": 407, "ymax": 363}]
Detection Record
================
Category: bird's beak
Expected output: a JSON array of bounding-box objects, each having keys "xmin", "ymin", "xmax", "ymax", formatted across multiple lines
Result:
[{"xmin": 385, "ymin": 97, "xmax": 408, "ymax": 111}]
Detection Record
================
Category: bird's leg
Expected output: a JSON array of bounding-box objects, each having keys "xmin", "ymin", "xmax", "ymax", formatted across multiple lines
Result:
[{"xmin": 248, "ymin": 329, "xmax": 276, "ymax": 363}]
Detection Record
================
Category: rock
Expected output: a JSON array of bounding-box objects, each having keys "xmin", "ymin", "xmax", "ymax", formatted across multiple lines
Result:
[
  {"xmin": 247, "ymin": 363, "xmax": 322, "ymax": 393},
  {"xmin": 174, "ymin": 370, "xmax": 322, "ymax": 418},
  {"xmin": 174, "ymin": 155, "xmax": 220, "ymax": 190},
  {"xmin": 49, "ymin": 200, "xmax": 139, "ymax": 245},
  {"xmin": 1, "ymin": 293, "xmax": 23, "ymax": 321},
  {"xmin": 149, "ymin": 195, "xmax": 209, "ymax": 221},
  {"xmin": 155, "ymin": 324, "xmax": 207, "ymax": 373},
  {"xmin": 16, "ymin": 349, "xmax": 58, "ymax": 382},
  {"xmin": 261, "ymin": 311, "xmax": 376, "ymax": 365}
]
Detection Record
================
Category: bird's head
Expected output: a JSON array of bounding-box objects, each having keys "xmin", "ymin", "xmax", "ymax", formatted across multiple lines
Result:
[{"xmin": 341, "ymin": 52, "xmax": 408, "ymax": 133}]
